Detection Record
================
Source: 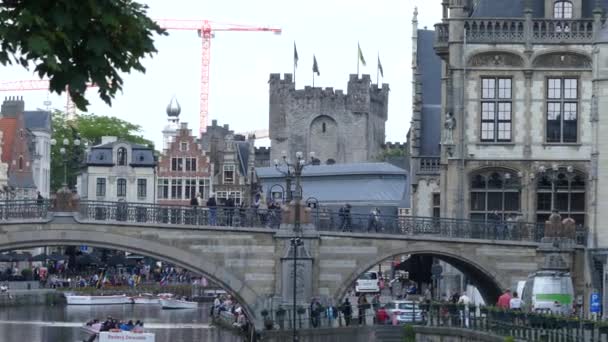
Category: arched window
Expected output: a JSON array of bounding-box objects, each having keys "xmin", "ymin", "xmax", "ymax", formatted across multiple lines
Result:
[
  {"xmin": 117, "ymin": 147, "xmax": 127, "ymax": 166},
  {"xmin": 322, "ymin": 122, "xmax": 326, "ymax": 133},
  {"xmin": 554, "ymin": 1, "xmax": 573, "ymax": 18},
  {"xmin": 18, "ymin": 156, "xmax": 24, "ymax": 170},
  {"xmin": 536, "ymin": 168, "xmax": 585, "ymax": 226},
  {"xmin": 470, "ymin": 170, "xmax": 521, "ymax": 221}
]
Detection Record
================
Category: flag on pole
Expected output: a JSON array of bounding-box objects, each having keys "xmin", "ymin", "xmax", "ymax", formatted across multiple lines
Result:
[
  {"xmin": 313, "ymin": 55, "xmax": 320, "ymax": 76},
  {"xmin": 378, "ymin": 56, "xmax": 384, "ymax": 77},
  {"xmin": 294, "ymin": 42, "xmax": 299, "ymax": 68},
  {"xmin": 358, "ymin": 42, "xmax": 367, "ymax": 67}
]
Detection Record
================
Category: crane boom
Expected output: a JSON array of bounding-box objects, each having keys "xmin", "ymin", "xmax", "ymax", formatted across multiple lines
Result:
[{"xmin": 155, "ymin": 18, "xmax": 281, "ymax": 135}]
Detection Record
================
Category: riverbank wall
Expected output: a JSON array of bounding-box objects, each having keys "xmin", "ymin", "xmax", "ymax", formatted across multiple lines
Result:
[{"xmin": 0, "ymin": 290, "xmax": 63, "ymax": 306}]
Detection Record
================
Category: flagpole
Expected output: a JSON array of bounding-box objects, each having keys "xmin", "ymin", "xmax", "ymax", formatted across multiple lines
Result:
[
  {"xmin": 313, "ymin": 69, "xmax": 315, "ymax": 87},
  {"xmin": 357, "ymin": 44, "xmax": 360, "ymax": 76},
  {"xmin": 376, "ymin": 52, "xmax": 380, "ymax": 86}
]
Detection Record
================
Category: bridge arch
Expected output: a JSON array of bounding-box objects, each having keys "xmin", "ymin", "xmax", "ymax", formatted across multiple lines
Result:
[
  {"xmin": 334, "ymin": 246, "xmax": 504, "ymax": 304},
  {"xmin": 0, "ymin": 227, "xmax": 263, "ymax": 325}
]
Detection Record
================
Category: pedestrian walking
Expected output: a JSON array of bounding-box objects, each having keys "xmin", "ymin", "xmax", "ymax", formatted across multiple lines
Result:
[
  {"xmin": 341, "ymin": 298, "xmax": 352, "ymax": 326},
  {"xmin": 339, "ymin": 204, "xmax": 352, "ymax": 232}
]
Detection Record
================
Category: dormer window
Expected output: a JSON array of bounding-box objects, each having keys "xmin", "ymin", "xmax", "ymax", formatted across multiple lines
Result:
[
  {"xmin": 117, "ymin": 147, "xmax": 127, "ymax": 166},
  {"xmin": 554, "ymin": 1, "xmax": 572, "ymax": 19}
]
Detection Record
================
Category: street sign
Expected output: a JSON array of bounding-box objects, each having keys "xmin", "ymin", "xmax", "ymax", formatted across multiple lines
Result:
[
  {"xmin": 591, "ymin": 292, "xmax": 601, "ymax": 313},
  {"xmin": 431, "ymin": 264, "xmax": 443, "ymax": 276}
]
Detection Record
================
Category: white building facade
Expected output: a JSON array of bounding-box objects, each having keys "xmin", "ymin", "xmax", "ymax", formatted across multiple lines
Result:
[
  {"xmin": 77, "ymin": 136, "xmax": 156, "ymax": 203},
  {"xmin": 24, "ymin": 111, "xmax": 52, "ymax": 198}
]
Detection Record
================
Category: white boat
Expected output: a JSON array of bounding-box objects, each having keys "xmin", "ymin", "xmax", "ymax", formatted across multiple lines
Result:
[
  {"xmin": 66, "ymin": 294, "xmax": 131, "ymax": 305},
  {"xmin": 160, "ymin": 298, "xmax": 198, "ymax": 309},
  {"xmin": 131, "ymin": 293, "xmax": 160, "ymax": 305}
]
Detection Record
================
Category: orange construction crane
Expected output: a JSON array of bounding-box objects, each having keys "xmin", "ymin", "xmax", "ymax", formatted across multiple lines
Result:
[
  {"xmin": 155, "ymin": 19, "xmax": 281, "ymax": 135},
  {"xmin": 0, "ymin": 79, "xmax": 97, "ymax": 119}
]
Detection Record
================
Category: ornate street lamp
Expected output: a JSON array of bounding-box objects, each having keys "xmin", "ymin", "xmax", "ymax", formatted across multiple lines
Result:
[
  {"xmin": 51, "ymin": 136, "xmax": 81, "ymax": 189},
  {"xmin": 274, "ymin": 151, "xmax": 315, "ymax": 232},
  {"xmin": 274, "ymin": 151, "xmax": 314, "ymax": 342},
  {"xmin": 538, "ymin": 164, "xmax": 575, "ymax": 212}
]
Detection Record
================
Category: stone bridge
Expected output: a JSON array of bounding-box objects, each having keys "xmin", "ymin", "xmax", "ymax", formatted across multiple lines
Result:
[{"xmin": 0, "ymin": 201, "xmax": 586, "ymax": 329}]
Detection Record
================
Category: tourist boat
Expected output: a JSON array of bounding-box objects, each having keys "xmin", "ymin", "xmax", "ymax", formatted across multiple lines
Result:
[
  {"xmin": 65, "ymin": 294, "xmax": 131, "ymax": 305},
  {"xmin": 81, "ymin": 324, "xmax": 155, "ymax": 342},
  {"xmin": 130, "ymin": 293, "xmax": 160, "ymax": 305},
  {"xmin": 160, "ymin": 298, "xmax": 198, "ymax": 309}
]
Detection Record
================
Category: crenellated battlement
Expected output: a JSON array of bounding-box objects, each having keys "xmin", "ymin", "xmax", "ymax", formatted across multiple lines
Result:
[{"xmin": 254, "ymin": 146, "xmax": 271, "ymax": 154}]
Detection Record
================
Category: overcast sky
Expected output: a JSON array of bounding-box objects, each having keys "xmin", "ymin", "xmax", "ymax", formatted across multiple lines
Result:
[{"xmin": 1, "ymin": 0, "xmax": 442, "ymax": 147}]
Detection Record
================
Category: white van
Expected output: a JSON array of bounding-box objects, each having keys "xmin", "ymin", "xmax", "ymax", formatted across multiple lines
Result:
[{"xmin": 355, "ymin": 271, "xmax": 380, "ymax": 295}]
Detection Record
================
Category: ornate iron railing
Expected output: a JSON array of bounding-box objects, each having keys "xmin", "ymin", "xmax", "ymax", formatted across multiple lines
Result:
[
  {"xmin": 315, "ymin": 212, "xmax": 587, "ymax": 245},
  {"xmin": 0, "ymin": 200, "xmax": 49, "ymax": 221},
  {"xmin": 78, "ymin": 201, "xmax": 282, "ymax": 229},
  {"xmin": 73, "ymin": 201, "xmax": 588, "ymax": 245}
]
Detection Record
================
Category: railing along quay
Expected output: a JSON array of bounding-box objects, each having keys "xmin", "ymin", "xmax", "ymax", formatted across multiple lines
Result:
[
  {"xmin": 264, "ymin": 303, "xmax": 608, "ymax": 342},
  {"xmin": 0, "ymin": 200, "xmax": 49, "ymax": 221}
]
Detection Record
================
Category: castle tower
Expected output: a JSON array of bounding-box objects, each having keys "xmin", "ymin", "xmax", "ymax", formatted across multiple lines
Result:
[
  {"xmin": 268, "ymin": 73, "xmax": 389, "ymax": 164},
  {"xmin": 162, "ymin": 97, "xmax": 181, "ymax": 151}
]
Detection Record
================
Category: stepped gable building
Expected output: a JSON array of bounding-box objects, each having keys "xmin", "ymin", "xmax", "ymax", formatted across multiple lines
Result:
[
  {"xmin": 408, "ymin": 8, "xmax": 442, "ymax": 218},
  {"xmin": 431, "ymin": 0, "xmax": 608, "ymax": 305},
  {"xmin": 0, "ymin": 97, "xmax": 43, "ymax": 199},
  {"xmin": 77, "ymin": 136, "xmax": 156, "ymax": 203},
  {"xmin": 200, "ymin": 120, "xmax": 256, "ymax": 206},
  {"xmin": 268, "ymin": 73, "xmax": 389, "ymax": 165},
  {"xmin": 157, "ymin": 122, "xmax": 212, "ymax": 205}
]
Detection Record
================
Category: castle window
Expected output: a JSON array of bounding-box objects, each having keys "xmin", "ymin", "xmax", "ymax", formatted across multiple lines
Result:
[
  {"xmin": 546, "ymin": 78, "xmax": 577, "ymax": 143},
  {"xmin": 432, "ymin": 193, "xmax": 440, "ymax": 218},
  {"xmin": 117, "ymin": 178, "xmax": 127, "ymax": 197},
  {"xmin": 198, "ymin": 178, "xmax": 210, "ymax": 199},
  {"xmin": 117, "ymin": 147, "xmax": 127, "ymax": 166},
  {"xmin": 554, "ymin": 1, "xmax": 572, "ymax": 19},
  {"xmin": 180, "ymin": 142, "xmax": 188, "ymax": 151},
  {"xmin": 185, "ymin": 158, "xmax": 197, "ymax": 171},
  {"xmin": 480, "ymin": 77, "xmax": 512, "ymax": 142},
  {"xmin": 18, "ymin": 156, "xmax": 23, "ymax": 170},
  {"xmin": 470, "ymin": 170, "xmax": 521, "ymax": 221},
  {"xmin": 322, "ymin": 122, "xmax": 326, "ymax": 133},
  {"xmin": 536, "ymin": 169, "xmax": 585, "ymax": 226}
]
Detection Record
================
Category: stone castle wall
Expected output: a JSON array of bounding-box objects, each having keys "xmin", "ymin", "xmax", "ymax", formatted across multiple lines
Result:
[{"xmin": 268, "ymin": 73, "xmax": 389, "ymax": 164}]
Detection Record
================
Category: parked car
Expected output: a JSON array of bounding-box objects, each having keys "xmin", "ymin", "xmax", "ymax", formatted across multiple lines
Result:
[{"xmin": 385, "ymin": 300, "xmax": 424, "ymax": 324}]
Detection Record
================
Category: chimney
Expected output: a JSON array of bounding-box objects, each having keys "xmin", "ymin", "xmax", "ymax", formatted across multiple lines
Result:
[
  {"xmin": 1, "ymin": 96, "xmax": 25, "ymax": 118},
  {"xmin": 101, "ymin": 136, "xmax": 118, "ymax": 144}
]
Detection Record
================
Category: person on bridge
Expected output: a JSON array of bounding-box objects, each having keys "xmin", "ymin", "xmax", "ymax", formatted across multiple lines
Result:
[
  {"xmin": 375, "ymin": 305, "xmax": 389, "ymax": 325},
  {"xmin": 207, "ymin": 194, "xmax": 217, "ymax": 225},
  {"xmin": 339, "ymin": 204, "xmax": 352, "ymax": 232},
  {"xmin": 497, "ymin": 288, "xmax": 512, "ymax": 309},
  {"xmin": 225, "ymin": 195, "xmax": 236, "ymax": 226},
  {"xmin": 357, "ymin": 293, "xmax": 368, "ymax": 325},
  {"xmin": 509, "ymin": 291, "xmax": 522, "ymax": 310}
]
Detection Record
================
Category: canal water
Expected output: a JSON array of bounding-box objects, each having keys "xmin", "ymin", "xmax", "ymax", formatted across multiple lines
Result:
[{"xmin": 0, "ymin": 303, "xmax": 242, "ymax": 341}]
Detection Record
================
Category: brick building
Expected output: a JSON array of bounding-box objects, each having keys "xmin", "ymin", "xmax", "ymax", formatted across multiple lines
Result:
[{"xmin": 157, "ymin": 122, "xmax": 212, "ymax": 205}]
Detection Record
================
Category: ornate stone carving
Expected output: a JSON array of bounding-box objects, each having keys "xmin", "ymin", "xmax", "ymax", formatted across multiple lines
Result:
[
  {"xmin": 532, "ymin": 53, "xmax": 592, "ymax": 68},
  {"xmin": 468, "ymin": 52, "xmax": 524, "ymax": 68}
]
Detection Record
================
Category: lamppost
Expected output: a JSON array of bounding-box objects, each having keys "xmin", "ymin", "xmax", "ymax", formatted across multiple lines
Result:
[
  {"xmin": 538, "ymin": 164, "xmax": 574, "ymax": 212},
  {"xmin": 290, "ymin": 236, "xmax": 303, "ymax": 341},
  {"xmin": 51, "ymin": 137, "xmax": 81, "ymax": 189},
  {"xmin": 274, "ymin": 151, "xmax": 314, "ymax": 342}
]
